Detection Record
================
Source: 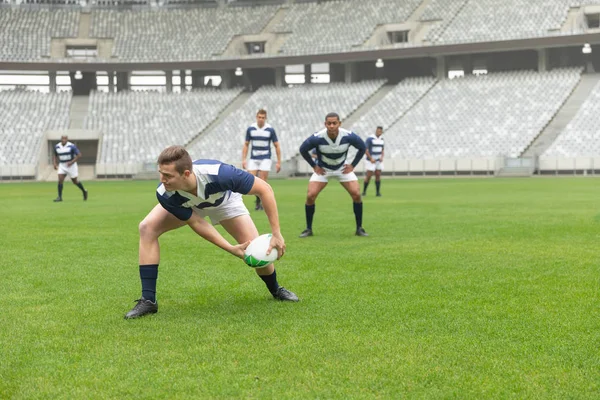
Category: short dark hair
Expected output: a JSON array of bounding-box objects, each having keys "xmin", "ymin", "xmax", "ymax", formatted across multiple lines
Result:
[
  {"xmin": 257, "ymin": 109, "xmax": 267, "ymax": 116},
  {"xmin": 325, "ymin": 112, "xmax": 340, "ymax": 121},
  {"xmin": 157, "ymin": 145, "xmax": 192, "ymax": 175},
  {"xmin": 376, "ymin": 126, "xmax": 383, "ymax": 130}
]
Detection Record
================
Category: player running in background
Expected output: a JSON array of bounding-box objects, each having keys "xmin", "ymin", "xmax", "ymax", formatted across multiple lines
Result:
[
  {"xmin": 362, "ymin": 126, "xmax": 385, "ymax": 197},
  {"xmin": 52, "ymin": 135, "xmax": 88, "ymax": 202},
  {"xmin": 298, "ymin": 112, "xmax": 368, "ymax": 238},
  {"xmin": 125, "ymin": 145, "xmax": 298, "ymax": 319},
  {"xmin": 241, "ymin": 109, "xmax": 282, "ymax": 211}
]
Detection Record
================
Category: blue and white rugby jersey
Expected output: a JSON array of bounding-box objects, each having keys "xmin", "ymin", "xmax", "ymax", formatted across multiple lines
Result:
[
  {"xmin": 299, "ymin": 128, "xmax": 366, "ymax": 170},
  {"xmin": 156, "ymin": 160, "xmax": 255, "ymax": 221},
  {"xmin": 245, "ymin": 123, "xmax": 278, "ymax": 160},
  {"xmin": 54, "ymin": 141, "xmax": 80, "ymax": 164},
  {"xmin": 365, "ymin": 134, "xmax": 384, "ymax": 161}
]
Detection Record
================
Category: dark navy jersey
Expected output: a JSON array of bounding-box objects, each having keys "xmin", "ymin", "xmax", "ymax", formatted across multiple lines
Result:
[
  {"xmin": 156, "ymin": 159, "xmax": 255, "ymax": 221},
  {"xmin": 299, "ymin": 128, "xmax": 366, "ymax": 170},
  {"xmin": 245, "ymin": 122, "xmax": 278, "ymax": 160},
  {"xmin": 54, "ymin": 141, "xmax": 80, "ymax": 163}
]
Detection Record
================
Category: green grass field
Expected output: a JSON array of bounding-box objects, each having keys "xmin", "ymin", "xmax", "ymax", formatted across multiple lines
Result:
[{"xmin": 1, "ymin": 177, "xmax": 599, "ymax": 399}]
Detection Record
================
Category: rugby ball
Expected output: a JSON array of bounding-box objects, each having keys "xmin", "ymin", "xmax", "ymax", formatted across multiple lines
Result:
[{"xmin": 244, "ymin": 233, "xmax": 278, "ymax": 268}]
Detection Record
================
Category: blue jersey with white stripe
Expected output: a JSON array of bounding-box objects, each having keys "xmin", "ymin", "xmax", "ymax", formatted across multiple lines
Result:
[
  {"xmin": 245, "ymin": 123, "xmax": 278, "ymax": 160},
  {"xmin": 54, "ymin": 141, "xmax": 80, "ymax": 164},
  {"xmin": 299, "ymin": 128, "xmax": 366, "ymax": 170},
  {"xmin": 156, "ymin": 159, "xmax": 255, "ymax": 221},
  {"xmin": 365, "ymin": 134, "xmax": 384, "ymax": 161}
]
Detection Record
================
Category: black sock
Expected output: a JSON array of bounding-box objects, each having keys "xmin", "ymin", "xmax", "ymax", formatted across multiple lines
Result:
[
  {"xmin": 259, "ymin": 270, "xmax": 280, "ymax": 294},
  {"xmin": 353, "ymin": 202, "xmax": 363, "ymax": 230},
  {"xmin": 140, "ymin": 264, "xmax": 158, "ymax": 302},
  {"xmin": 58, "ymin": 183, "xmax": 63, "ymax": 198},
  {"xmin": 76, "ymin": 182, "xmax": 86, "ymax": 192},
  {"xmin": 305, "ymin": 204, "xmax": 315, "ymax": 230},
  {"xmin": 255, "ymin": 196, "xmax": 261, "ymax": 206},
  {"xmin": 375, "ymin": 181, "xmax": 381, "ymax": 194},
  {"xmin": 363, "ymin": 181, "xmax": 369, "ymax": 193}
]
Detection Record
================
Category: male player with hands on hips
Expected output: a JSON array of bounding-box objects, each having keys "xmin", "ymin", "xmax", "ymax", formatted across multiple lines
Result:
[
  {"xmin": 298, "ymin": 112, "xmax": 369, "ymax": 238},
  {"xmin": 125, "ymin": 145, "xmax": 298, "ymax": 320}
]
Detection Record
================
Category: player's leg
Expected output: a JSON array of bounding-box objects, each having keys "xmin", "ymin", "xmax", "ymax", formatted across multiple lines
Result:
[
  {"xmin": 220, "ymin": 215, "xmax": 298, "ymax": 301},
  {"xmin": 248, "ymin": 168, "xmax": 261, "ymax": 210},
  {"xmin": 125, "ymin": 204, "xmax": 186, "ymax": 319},
  {"xmin": 256, "ymin": 170, "xmax": 270, "ymax": 210},
  {"xmin": 363, "ymin": 170, "xmax": 374, "ymax": 195},
  {"xmin": 54, "ymin": 173, "xmax": 66, "ymax": 201},
  {"xmin": 375, "ymin": 168, "xmax": 382, "ymax": 196},
  {"xmin": 70, "ymin": 175, "xmax": 88, "ymax": 201},
  {"xmin": 300, "ymin": 178, "xmax": 328, "ymax": 237},
  {"xmin": 340, "ymin": 178, "xmax": 368, "ymax": 236}
]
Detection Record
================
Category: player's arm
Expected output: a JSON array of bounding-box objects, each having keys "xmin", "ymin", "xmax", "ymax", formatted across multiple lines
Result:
[
  {"xmin": 53, "ymin": 153, "xmax": 58, "ymax": 170},
  {"xmin": 380, "ymin": 146, "xmax": 384, "ymax": 162},
  {"xmin": 273, "ymin": 141, "xmax": 282, "ymax": 173},
  {"xmin": 68, "ymin": 147, "xmax": 82, "ymax": 167},
  {"xmin": 365, "ymin": 138, "xmax": 375, "ymax": 163},
  {"xmin": 186, "ymin": 213, "xmax": 249, "ymax": 259},
  {"xmin": 241, "ymin": 141, "xmax": 250, "ymax": 170},
  {"xmin": 299, "ymin": 136, "xmax": 325, "ymax": 175},
  {"xmin": 246, "ymin": 177, "xmax": 285, "ymax": 258},
  {"xmin": 343, "ymin": 134, "xmax": 366, "ymax": 174}
]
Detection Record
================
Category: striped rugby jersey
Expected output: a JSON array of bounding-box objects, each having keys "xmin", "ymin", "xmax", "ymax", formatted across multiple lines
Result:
[
  {"xmin": 365, "ymin": 134, "xmax": 384, "ymax": 161},
  {"xmin": 156, "ymin": 159, "xmax": 255, "ymax": 221},
  {"xmin": 245, "ymin": 122, "xmax": 278, "ymax": 160},
  {"xmin": 299, "ymin": 128, "xmax": 366, "ymax": 170}
]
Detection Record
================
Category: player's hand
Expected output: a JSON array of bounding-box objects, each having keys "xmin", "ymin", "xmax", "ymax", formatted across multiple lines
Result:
[
  {"xmin": 370, "ymin": 157, "xmax": 375, "ymax": 163},
  {"xmin": 53, "ymin": 164, "xmax": 58, "ymax": 170},
  {"xmin": 268, "ymin": 232, "xmax": 285, "ymax": 260},
  {"xmin": 342, "ymin": 164, "xmax": 354, "ymax": 174},
  {"xmin": 276, "ymin": 162, "xmax": 281, "ymax": 173},
  {"xmin": 242, "ymin": 160, "xmax": 247, "ymax": 170},
  {"xmin": 313, "ymin": 166, "xmax": 326, "ymax": 175},
  {"xmin": 67, "ymin": 162, "xmax": 73, "ymax": 167},
  {"xmin": 231, "ymin": 240, "xmax": 251, "ymax": 259}
]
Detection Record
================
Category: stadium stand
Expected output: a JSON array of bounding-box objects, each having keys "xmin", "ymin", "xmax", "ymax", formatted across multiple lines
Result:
[
  {"xmin": 272, "ymin": 0, "xmax": 422, "ymax": 55},
  {"xmin": 90, "ymin": 6, "xmax": 278, "ymax": 61},
  {"xmin": 543, "ymin": 80, "xmax": 600, "ymax": 157},
  {"xmin": 351, "ymin": 77, "xmax": 437, "ymax": 137},
  {"xmin": 385, "ymin": 68, "xmax": 582, "ymax": 159},
  {"xmin": 0, "ymin": 89, "xmax": 71, "ymax": 164},
  {"xmin": 85, "ymin": 88, "xmax": 243, "ymax": 163},
  {"xmin": 0, "ymin": 8, "xmax": 79, "ymax": 61},
  {"xmin": 186, "ymin": 80, "xmax": 386, "ymax": 164}
]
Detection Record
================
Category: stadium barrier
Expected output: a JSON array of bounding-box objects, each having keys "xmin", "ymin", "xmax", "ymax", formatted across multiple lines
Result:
[
  {"xmin": 538, "ymin": 156, "xmax": 600, "ymax": 175},
  {"xmin": 0, "ymin": 164, "xmax": 37, "ymax": 181}
]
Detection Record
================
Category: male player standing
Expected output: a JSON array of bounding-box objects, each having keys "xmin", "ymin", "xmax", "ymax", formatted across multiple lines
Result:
[
  {"xmin": 125, "ymin": 145, "xmax": 298, "ymax": 319},
  {"xmin": 53, "ymin": 135, "xmax": 88, "ymax": 202},
  {"xmin": 362, "ymin": 126, "xmax": 385, "ymax": 197},
  {"xmin": 298, "ymin": 112, "xmax": 368, "ymax": 238},
  {"xmin": 241, "ymin": 109, "xmax": 282, "ymax": 211}
]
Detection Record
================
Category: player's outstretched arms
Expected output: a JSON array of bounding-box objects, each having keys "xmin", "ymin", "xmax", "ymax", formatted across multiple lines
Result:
[{"xmin": 186, "ymin": 213, "xmax": 250, "ymax": 258}]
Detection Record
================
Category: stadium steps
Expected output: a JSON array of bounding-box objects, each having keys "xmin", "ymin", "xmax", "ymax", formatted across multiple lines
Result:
[
  {"xmin": 261, "ymin": 6, "xmax": 287, "ymax": 34},
  {"xmin": 408, "ymin": 0, "xmax": 433, "ymax": 22},
  {"xmin": 341, "ymin": 84, "xmax": 397, "ymax": 129},
  {"xmin": 69, "ymin": 96, "xmax": 90, "ymax": 129},
  {"xmin": 184, "ymin": 91, "xmax": 253, "ymax": 149},
  {"xmin": 522, "ymin": 73, "xmax": 600, "ymax": 158},
  {"xmin": 78, "ymin": 11, "xmax": 91, "ymax": 38}
]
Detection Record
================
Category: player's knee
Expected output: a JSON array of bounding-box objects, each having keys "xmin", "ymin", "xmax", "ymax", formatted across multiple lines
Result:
[
  {"xmin": 351, "ymin": 192, "xmax": 362, "ymax": 202},
  {"xmin": 138, "ymin": 219, "xmax": 157, "ymax": 239}
]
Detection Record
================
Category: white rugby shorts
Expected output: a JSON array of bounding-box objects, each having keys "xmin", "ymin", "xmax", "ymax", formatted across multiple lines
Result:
[
  {"xmin": 193, "ymin": 192, "xmax": 250, "ymax": 225},
  {"xmin": 309, "ymin": 166, "xmax": 358, "ymax": 183},
  {"xmin": 58, "ymin": 162, "xmax": 78, "ymax": 178},
  {"xmin": 246, "ymin": 159, "xmax": 272, "ymax": 172},
  {"xmin": 365, "ymin": 160, "xmax": 384, "ymax": 172}
]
